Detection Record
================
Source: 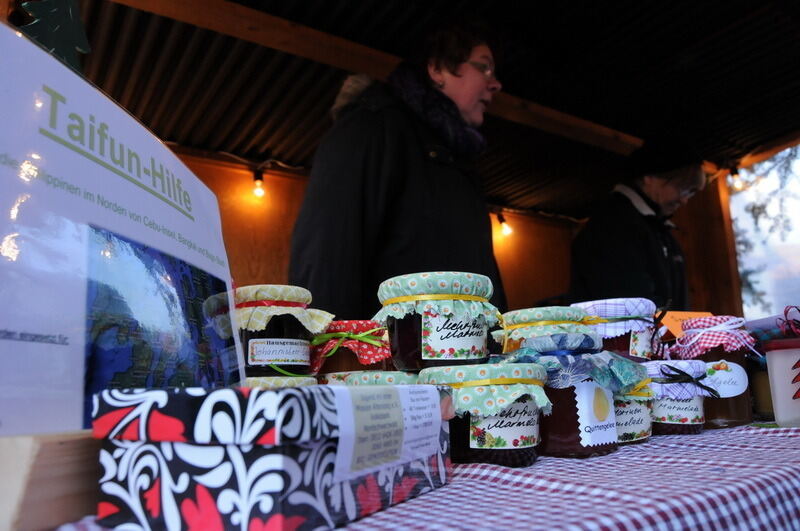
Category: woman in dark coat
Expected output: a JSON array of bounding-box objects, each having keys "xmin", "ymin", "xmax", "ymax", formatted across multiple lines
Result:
[{"xmin": 289, "ymin": 25, "xmax": 506, "ymax": 318}]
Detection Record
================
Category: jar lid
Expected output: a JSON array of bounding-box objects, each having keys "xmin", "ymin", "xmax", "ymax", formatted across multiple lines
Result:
[
  {"xmin": 510, "ymin": 349, "xmax": 645, "ymax": 392},
  {"xmin": 570, "ymin": 298, "xmax": 656, "ymax": 338},
  {"xmin": 644, "ymin": 360, "xmax": 719, "ymax": 399},
  {"xmin": 318, "ymin": 371, "xmax": 363, "ymax": 385},
  {"xmin": 234, "ymin": 284, "xmax": 333, "ymax": 334},
  {"xmin": 372, "ymin": 272, "xmax": 499, "ymax": 326},
  {"xmin": 202, "ymin": 292, "xmax": 233, "ymax": 340},
  {"xmin": 242, "ymin": 376, "xmax": 318, "ymax": 389},
  {"xmin": 417, "ymin": 363, "xmax": 551, "ymax": 417},
  {"xmin": 344, "ymin": 371, "xmax": 419, "ymax": 386},
  {"xmin": 518, "ymin": 332, "xmax": 602, "ymax": 354},
  {"xmin": 672, "ymin": 315, "xmax": 757, "ymax": 359},
  {"xmin": 763, "ymin": 338, "xmax": 800, "ymax": 351},
  {"xmin": 492, "ymin": 306, "xmax": 595, "ymax": 342}
]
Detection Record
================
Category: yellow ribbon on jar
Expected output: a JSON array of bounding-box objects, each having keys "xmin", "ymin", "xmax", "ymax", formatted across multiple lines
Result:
[
  {"xmin": 625, "ymin": 378, "xmax": 654, "ymax": 398},
  {"xmin": 381, "ymin": 293, "xmax": 490, "ymax": 305},
  {"xmin": 446, "ymin": 377, "xmax": 544, "ymax": 388}
]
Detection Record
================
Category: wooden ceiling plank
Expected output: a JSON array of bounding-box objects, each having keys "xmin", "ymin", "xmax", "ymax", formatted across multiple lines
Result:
[{"xmin": 107, "ymin": 0, "xmax": 643, "ymax": 156}]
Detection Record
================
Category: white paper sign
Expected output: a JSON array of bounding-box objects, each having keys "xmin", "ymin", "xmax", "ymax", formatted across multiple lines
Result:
[
  {"xmin": 574, "ymin": 381, "xmax": 618, "ymax": 447},
  {"xmin": 332, "ymin": 385, "xmax": 441, "ymax": 482},
  {"xmin": 0, "ymin": 25, "xmax": 243, "ymax": 435}
]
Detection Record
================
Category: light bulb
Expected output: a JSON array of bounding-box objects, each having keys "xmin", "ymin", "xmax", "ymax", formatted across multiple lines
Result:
[
  {"xmin": 253, "ymin": 174, "xmax": 265, "ymax": 197},
  {"xmin": 501, "ymin": 221, "xmax": 513, "ymax": 235}
]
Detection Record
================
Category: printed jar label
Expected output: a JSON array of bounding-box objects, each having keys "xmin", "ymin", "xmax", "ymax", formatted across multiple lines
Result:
[
  {"xmin": 614, "ymin": 399, "xmax": 653, "ymax": 442},
  {"xmin": 421, "ymin": 312, "xmax": 486, "ymax": 360},
  {"xmin": 469, "ymin": 398, "xmax": 540, "ymax": 449},
  {"xmin": 629, "ymin": 327, "xmax": 655, "ymax": 359},
  {"xmin": 575, "ymin": 381, "xmax": 617, "ymax": 447},
  {"xmin": 705, "ymin": 360, "xmax": 748, "ymax": 398},
  {"xmin": 248, "ymin": 338, "xmax": 310, "ymax": 366},
  {"xmin": 653, "ymin": 396, "xmax": 704, "ymax": 424}
]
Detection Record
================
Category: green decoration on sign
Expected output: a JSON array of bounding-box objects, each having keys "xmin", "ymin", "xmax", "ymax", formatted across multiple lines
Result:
[{"xmin": 19, "ymin": 0, "xmax": 90, "ymax": 72}]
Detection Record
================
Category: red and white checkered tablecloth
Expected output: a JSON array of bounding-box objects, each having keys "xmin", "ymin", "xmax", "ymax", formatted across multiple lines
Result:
[{"xmin": 348, "ymin": 426, "xmax": 800, "ymax": 530}]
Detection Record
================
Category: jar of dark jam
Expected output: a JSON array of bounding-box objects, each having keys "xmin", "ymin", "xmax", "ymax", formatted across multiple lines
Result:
[
  {"xmin": 235, "ymin": 285, "xmax": 333, "ymax": 378},
  {"xmin": 571, "ymin": 298, "xmax": 657, "ymax": 361},
  {"xmin": 418, "ymin": 363, "xmax": 551, "ymax": 468},
  {"xmin": 614, "ymin": 397, "xmax": 653, "ymax": 444},
  {"xmin": 311, "ymin": 320, "xmax": 392, "ymax": 375},
  {"xmin": 373, "ymin": 272, "xmax": 499, "ymax": 372},
  {"xmin": 539, "ymin": 379, "xmax": 618, "ymax": 458},
  {"xmin": 646, "ymin": 360, "xmax": 714, "ymax": 435}
]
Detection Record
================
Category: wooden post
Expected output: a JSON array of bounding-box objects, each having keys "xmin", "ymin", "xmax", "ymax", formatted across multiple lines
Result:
[
  {"xmin": 0, "ymin": 0, "xmax": 13, "ymax": 22},
  {"xmin": 673, "ymin": 176, "xmax": 744, "ymax": 316}
]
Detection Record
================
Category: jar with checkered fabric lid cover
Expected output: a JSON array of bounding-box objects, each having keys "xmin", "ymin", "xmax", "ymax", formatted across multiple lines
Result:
[
  {"xmin": 571, "ymin": 298, "xmax": 657, "ymax": 360},
  {"xmin": 310, "ymin": 320, "xmax": 392, "ymax": 375},
  {"xmin": 673, "ymin": 316, "xmax": 755, "ymax": 429},
  {"xmin": 235, "ymin": 285, "xmax": 334, "ymax": 377},
  {"xmin": 418, "ymin": 363, "xmax": 551, "ymax": 467},
  {"xmin": 373, "ymin": 272, "xmax": 500, "ymax": 371},
  {"xmin": 645, "ymin": 359, "xmax": 720, "ymax": 435}
]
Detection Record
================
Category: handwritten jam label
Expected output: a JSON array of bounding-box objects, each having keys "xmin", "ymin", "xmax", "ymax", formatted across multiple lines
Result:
[
  {"xmin": 421, "ymin": 312, "xmax": 486, "ymax": 360},
  {"xmin": 248, "ymin": 338, "xmax": 309, "ymax": 366},
  {"xmin": 652, "ymin": 396, "xmax": 705, "ymax": 424},
  {"xmin": 575, "ymin": 381, "xmax": 617, "ymax": 447},
  {"xmin": 614, "ymin": 399, "xmax": 652, "ymax": 442},
  {"xmin": 629, "ymin": 327, "xmax": 655, "ymax": 359},
  {"xmin": 469, "ymin": 398, "xmax": 540, "ymax": 449},
  {"xmin": 705, "ymin": 360, "xmax": 748, "ymax": 398}
]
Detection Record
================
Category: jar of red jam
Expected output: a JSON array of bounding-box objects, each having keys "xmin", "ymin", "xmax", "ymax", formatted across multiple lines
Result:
[
  {"xmin": 645, "ymin": 360, "xmax": 719, "ymax": 435},
  {"xmin": 373, "ymin": 272, "xmax": 499, "ymax": 371},
  {"xmin": 235, "ymin": 285, "xmax": 333, "ymax": 377},
  {"xmin": 536, "ymin": 354, "xmax": 618, "ymax": 457},
  {"xmin": 310, "ymin": 320, "xmax": 392, "ymax": 375},
  {"xmin": 418, "ymin": 363, "xmax": 551, "ymax": 468},
  {"xmin": 672, "ymin": 316, "xmax": 755, "ymax": 429},
  {"xmin": 614, "ymin": 380, "xmax": 654, "ymax": 444},
  {"xmin": 492, "ymin": 306, "xmax": 596, "ymax": 353},
  {"xmin": 571, "ymin": 298, "xmax": 657, "ymax": 361}
]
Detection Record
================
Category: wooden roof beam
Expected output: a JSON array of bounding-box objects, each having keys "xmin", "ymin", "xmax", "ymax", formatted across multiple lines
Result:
[{"xmin": 107, "ymin": 0, "xmax": 643, "ymax": 156}]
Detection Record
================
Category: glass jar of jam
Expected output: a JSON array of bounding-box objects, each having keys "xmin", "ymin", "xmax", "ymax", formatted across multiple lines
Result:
[
  {"xmin": 614, "ymin": 393, "xmax": 653, "ymax": 444},
  {"xmin": 492, "ymin": 306, "xmax": 595, "ymax": 354},
  {"xmin": 646, "ymin": 360, "xmax": 717, "ymax": 435},
  {"xmin": 571, "ymin": 298, "xmax": 657, "ymax": 361},
  {"xmin": 310, "ymin": 320, "xmax": 392, "ymax": 375},
  {"xmin": 373, "ymin": 272, "xmax": 499, "ymax": 371},
  {"xmin": 235, "ymin": 285, "xmax": 333, "ymax": 377},
  {"xmin": 418, "ymin": 363, "xmax": 551, "ymax": 468},
  {"xmin": 672, "ymin": 315, "xmax": 757, "ymax": 429}
]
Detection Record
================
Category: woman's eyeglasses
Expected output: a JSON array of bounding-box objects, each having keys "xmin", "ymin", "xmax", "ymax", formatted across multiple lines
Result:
[{"xmin": 467, "ymin": 61, "xmax": 498, "ymax": 82}]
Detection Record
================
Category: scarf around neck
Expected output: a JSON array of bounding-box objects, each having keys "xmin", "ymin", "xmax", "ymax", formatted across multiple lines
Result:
[{"xmin": 387, "ymin": 62, "xmax": 487, "ymax": 157}]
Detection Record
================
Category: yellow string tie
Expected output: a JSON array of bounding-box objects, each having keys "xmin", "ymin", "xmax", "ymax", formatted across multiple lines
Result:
[
  {"xmin": 503, "ymin": 317, "xmax": 609, "ymax": 331},
  {"xmin": 626, "ymin": 378, "xmax": 654, "ymax": 398},
  {"xmin": 445, "ymin": 377, "xmax": 545, "ymax": 388},
  {"xmin": 381, "ymin": 293, "xmax": 490, "ymax": 305}
]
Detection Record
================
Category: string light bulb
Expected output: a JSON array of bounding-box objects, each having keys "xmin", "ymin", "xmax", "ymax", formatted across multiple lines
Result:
[
  {"xmin": 497, "ymin": 212, "xmax": 513, "ymax": 235},
  {"xmin": 253, "ymin": 171, "xmax": 265, "ymax": 197},
  {"xmin": 731, "ymin": 168, "xmax": 744, "ymax": 191}
]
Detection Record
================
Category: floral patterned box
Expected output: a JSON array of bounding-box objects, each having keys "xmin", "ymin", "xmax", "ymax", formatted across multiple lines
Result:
[{"xmin": 92, "ymin": 385, "xmax": 453, "ymax": 530}]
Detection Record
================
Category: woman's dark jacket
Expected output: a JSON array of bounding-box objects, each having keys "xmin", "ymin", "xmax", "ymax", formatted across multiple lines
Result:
[
  {"xmin": 569, "ymin": 184, "xmax": 688, "ymax": 310},
  {"xmin": 289, "ymin": 77, "xmax": 506, "ymax": 319}
]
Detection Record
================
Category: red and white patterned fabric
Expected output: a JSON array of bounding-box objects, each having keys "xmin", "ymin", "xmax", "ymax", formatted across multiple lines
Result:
[
  {"xmin": 347, "ymin": 426, "xmax": 800, "ymax": 530},
  {"xmin": 311, "ymin": 320, "xmax": 391, "ymax": 374},
  {"xmin": 673, "ymin": 315, "xmax": 758, "ymax": 360},
  {"xmin": 59, "ymin": 426, "xmax": 800, "ymax": 530}
]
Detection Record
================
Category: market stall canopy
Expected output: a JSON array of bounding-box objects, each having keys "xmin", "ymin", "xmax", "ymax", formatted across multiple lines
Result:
[{"xmin": 17, "ymin": 0, "xmax": 800, "ymax": 217}]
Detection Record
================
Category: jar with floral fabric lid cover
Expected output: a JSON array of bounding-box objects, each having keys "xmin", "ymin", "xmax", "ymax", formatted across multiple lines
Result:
[
  {"xmin": 418, "ymin": 362, "xmax": 551, "ymax": 467},
  {"xmin": 344, "ymin": 371, "xmax": 419, "ymax": 385},
  {"xmin": 571, "ymin": 298, "xmax": 657, "ymax": 360},
  {"xmin": 671, "ymin": 316, "xmax": 757, "ymax": 429},
  {"xmin": 492, "ymin": 306, "xmax": 600, "ymax": 353},
  {"xmin": 235, "ymin": 285, "xmax": 333, "ymax": 377},
  {"xmin": 372, "ymin": 272, "xmax": 500, "ymax": 371},
  {"xmin": 645, "ymin": 359, "xmax": 720, "ymax": 435},
  {"xmin": 310, "ymin": 320, "xmax": 392, "ymax": 375},
  {"xmin": 506, "ymin": 337, "xmax": 644, "ymax": 458}
]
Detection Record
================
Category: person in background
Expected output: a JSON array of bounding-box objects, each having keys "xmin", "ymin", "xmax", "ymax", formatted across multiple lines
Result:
[
  {"xmin": 569, "ymin": 143, "xmax": 707, "ymax": 310},
  {"xmin": 289, "ymin": 22, "xmax": 507, "ymax": 318}
]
